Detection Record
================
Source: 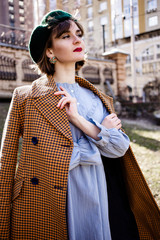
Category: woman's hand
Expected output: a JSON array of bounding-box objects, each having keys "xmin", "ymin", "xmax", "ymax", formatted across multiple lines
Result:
[
  {"xmin": 101, "ymin": 113, "xmax": 122, "ymax": 130},
  {"xmin": 54, "ymin": 86, "xmax": 79, "ymax": 122},
  {"xmin": 54, "ymin": 86, "xmax": 101, "ymax": 140}
]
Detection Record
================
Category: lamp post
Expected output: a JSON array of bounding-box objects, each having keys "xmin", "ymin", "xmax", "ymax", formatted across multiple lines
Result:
[
  {"xmin": 102, "ymin": 24, "xmax": 106, "ymax": 52},
  {"xmin": 130, "ymin": 0, "xmax": 137, "ymax": 102}
]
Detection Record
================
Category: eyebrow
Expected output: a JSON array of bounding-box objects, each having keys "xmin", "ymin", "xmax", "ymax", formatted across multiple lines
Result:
[
  {"xmin": 55, "ymin": 28, "xmax": 82, "ymax": 39},
  {"xmin": 61, "ymin": 29, "xmax": 82, "ymax": 35}
]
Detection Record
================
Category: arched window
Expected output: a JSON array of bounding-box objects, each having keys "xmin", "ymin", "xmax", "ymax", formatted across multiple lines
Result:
[
  {"xmin": 141, "ymin": 44, "xmax": 160, "ymax": 74},
  {"xmin": 103, "ymin": 68, "xmax": 113, "ymax": 84},
  {"xmin": 82, "ymin": 66, "xmax": 100, "ymax": 84},
  {"xmin": 22, "ymin": 59, "xmax": 40, "ymax": 81},
  {"xmin": 0, "ymin": 55, "xmax": 16, "ymax": 80}
]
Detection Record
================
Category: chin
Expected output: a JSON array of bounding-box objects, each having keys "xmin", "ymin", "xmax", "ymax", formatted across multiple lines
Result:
[{"xmin": 75, "ymin": 55, "xmax": 85, "ymax": 62}]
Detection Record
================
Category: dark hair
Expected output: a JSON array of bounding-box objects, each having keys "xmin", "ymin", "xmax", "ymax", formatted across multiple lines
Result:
[{"xmin": 37, "ymin": 19, "xmax": 85, "ymax": 75}]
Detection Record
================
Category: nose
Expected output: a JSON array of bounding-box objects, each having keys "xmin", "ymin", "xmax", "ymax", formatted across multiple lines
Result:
[{"xmin": 73, "ymin": 35, "xmax": 81, "ymax": 44}]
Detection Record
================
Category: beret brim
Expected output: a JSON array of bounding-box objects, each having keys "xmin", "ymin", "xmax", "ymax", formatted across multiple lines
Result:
[{"xmin": 29, "ymin": 26, "xmax": 51, "ymax": 63}]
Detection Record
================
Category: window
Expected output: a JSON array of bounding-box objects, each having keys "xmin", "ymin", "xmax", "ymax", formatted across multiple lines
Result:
[
  {"xmin": 123, "ymin": 0, "xmax": 139, "ymax": 37},
  {"xmin": 126, "ymin": 66, "xmax": 131, "ymax": 76},
  {"xmin": 142, "ymin": 46, "xmax": 154, "ymax": 61},
  {"xmin": 100, "ymin": 16, "xmax": 108, "ymax": 25},
  {"xmin": 19, "ymin": 1, "xmax": 24, "ymax": 7},
  {"xmin": 19, "ymin": 8, "xmax": 24, "ymax": 15},
  {"xmin": 157, "ymin": 44, "xmax": 160, "ymax": 59},
  {"xmin": 87, "ymin": 7, "xmax": 93, "ymax": 19},
  {"xmin": 9, "ymin": 14, "xmax": 14, "ymax": 23},
  {"xmin": 9, "ymin": 14, "xmax": 14, "ymax": 20},
  {"xmin": 147, "ymin": 0, "xmax": 157, "ymax": 11},
  {"xmin": 111, "ymin": 0, "xmax": 124, "ymax": 40},
  {"xmin": 19, "ymin": 16, "xmax": 25, "ymax": 23},
  {"xmin": 99, "ymin": 2, "xmax": 107, "ymax": 12},
  {"xmin": 141, "ymin": 45, "xmax": 160, "ymax": 75},
  {"xmin": 142, "ymin": 62, "xmax": 159, "ymax": 74},
  {"xmin": 22, "ymin": 59, "xmax": 41, "ymax": 81},
  {"xmin": 0, "ymin": 55, "xmax": 16, "ymax": 81},
  {"xmin": 126, "ymin": 55, "xmax": 131, "ymax": 64},
  {"xmin": 8, "ymin": 0, "xmax": 14, "ymax": 3},
  {"xmin": 88, "ymin": 21, "xmax": 93, "ymax": 32},
  {"xmin": 9, "ymin": 5, "xmax": 14, "ymax": 12},
  {"xmin": 148, "ymin": 16, "xmax": 158, "ymax": 27}
]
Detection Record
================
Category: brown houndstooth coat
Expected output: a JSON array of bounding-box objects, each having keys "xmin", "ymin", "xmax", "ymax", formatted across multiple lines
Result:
[{"xmin": 0, "ymin": 75, "xmax": 160, "ymax": 240}]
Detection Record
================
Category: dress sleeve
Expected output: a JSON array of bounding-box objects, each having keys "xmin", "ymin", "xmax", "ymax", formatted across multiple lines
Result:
[{"xmin": 86, "ymin": 106, "xmax": 130, "ymax": 158}]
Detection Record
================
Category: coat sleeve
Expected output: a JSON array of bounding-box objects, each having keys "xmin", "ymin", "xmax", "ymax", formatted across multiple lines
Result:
[{"xmin": 0, "ymin": 88, "xmax": 22, "ymax": 239}]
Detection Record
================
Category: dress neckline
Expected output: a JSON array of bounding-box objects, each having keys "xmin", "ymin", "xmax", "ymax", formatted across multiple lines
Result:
[{"xmin": 56, "ymin": 82, "xmax": 77, "ymax": 85}]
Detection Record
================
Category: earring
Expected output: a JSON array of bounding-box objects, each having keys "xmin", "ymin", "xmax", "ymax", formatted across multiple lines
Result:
[{"xmin": 49, "ymin": 56, "xmax": 57, "ymax": 64}]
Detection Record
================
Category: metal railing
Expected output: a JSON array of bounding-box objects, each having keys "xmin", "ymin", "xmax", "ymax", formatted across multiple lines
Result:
[{"xmin": 0, "ymin": 24, "xmax": 31, "ymax": 50}]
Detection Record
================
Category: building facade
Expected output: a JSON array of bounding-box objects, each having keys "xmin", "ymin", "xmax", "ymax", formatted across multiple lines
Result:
[
  {"xmin": 2, "ymin": 0, "xmax": 159, "ymax": 101},
  {"xmin": 59, "ymin": 0, "xmax": 160, "ymax": 101},
  {"xmin": 0, "ymin": 0, "xmax": 39, "ymax": 97},
  {"xmin": 0, "ymin": 0, "xmax": 35, "ymax": 46},
  {"xmin": 0, "ymin": 0, "xmax": 118, "ymax": 99}
]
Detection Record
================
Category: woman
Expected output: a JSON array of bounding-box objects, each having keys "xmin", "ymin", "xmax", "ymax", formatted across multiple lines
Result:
[{"xmin": 0, "ymin": 10, "xmax": 160, "ymax": 240}]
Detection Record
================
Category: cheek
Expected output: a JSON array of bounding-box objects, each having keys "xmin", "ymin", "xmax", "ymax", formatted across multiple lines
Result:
[
  {"xmin": 53, "ymin": 43, "xmax": 71, "ymax": 58},
  {"xmin": 54, "ymin": 45, "xmax": 65, "ymax": 54}
]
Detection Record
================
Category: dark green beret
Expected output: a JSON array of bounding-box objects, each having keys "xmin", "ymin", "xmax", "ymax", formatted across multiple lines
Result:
[{"xmin": 29, "ymin": 10, "xmax": 75, "ymax": 63}]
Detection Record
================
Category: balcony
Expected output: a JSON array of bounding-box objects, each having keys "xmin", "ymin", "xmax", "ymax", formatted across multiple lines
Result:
[{"xmin": 0, "ymin": 28, "xmax": 28, "ymax": 49}]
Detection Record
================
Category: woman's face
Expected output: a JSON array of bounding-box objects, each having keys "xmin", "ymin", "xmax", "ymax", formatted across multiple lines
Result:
[{"xmin": 48, "ymin": 21, "xmax": 85, "ymax": 64}]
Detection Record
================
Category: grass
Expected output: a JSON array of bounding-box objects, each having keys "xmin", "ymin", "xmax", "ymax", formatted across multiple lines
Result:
[{"xmin": 122, "ymin": 121, "xmax": 160, "ymax": 207}]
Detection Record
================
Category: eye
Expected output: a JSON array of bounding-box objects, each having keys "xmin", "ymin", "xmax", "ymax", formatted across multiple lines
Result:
[
  {"xmin": 62, "ymin": 34, "xmax": 70, "ymax": 39},
  {"xmin": 77, "ymin": 33, "xmax": 83, "ymax": 38}
]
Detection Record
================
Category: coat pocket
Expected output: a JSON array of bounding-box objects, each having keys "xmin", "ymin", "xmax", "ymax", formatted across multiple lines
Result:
[{"xmin": 12, "ymin": 178, "xmax": 24, "ymax": 202}]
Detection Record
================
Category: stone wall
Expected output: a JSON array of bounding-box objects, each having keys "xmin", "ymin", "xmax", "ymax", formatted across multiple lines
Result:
[
  {"xmin": 0, "ymin": 46, "xmax": 39, "ymax": 97},
  {"xmin": 0, "ymin": 46, "xmax": 117, "ymax": 99}
]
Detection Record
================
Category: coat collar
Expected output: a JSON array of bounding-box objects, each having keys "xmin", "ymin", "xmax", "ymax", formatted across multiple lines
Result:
[{"xmin": 31, "ymin": 75, "xmax": 114, "ymax": 141}]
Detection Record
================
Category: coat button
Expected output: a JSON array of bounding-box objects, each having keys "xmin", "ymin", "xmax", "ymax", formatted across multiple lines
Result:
[
  {"xmin": 32, "ymin": 137, "xmax": 38, "ymax": 145},
  {"xmin": 31, "ymin": 177, "xmax": 39, "ymax": 185}
]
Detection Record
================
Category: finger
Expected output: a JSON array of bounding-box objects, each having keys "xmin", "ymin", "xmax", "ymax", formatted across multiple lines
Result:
[
  {"xmin": 54, "ymin": 86, "xmax": 70, "ymax": 97},
  {"xmin": 57, "ymin": 97, "xmax": 72, "ymax": 109},
  {"xmin": 54, "ymin": 90, "xmax": 70, "ymax": 97},
  {"xmin": 115, "ymin": 118, "xmax": 121, "ymax": 124},
  {"xmin": 115, "ymin": 122, "xmax": 122, "ymax": 129},
  {"xmin": 57, "ymin": 96, "xmax": 67, "ymax": 107},
  {"xmin": 59, "ymin": 86, "xmax": 70, "ymax": 96},
  {"xmin": 60, "ymin": 98, "xmax": 72, "ymax": 109},
  {"xmin": 59, "ymin": 86, "xmax": 66, "ymax": 91},
  {"xmin": 61, "ymin": 97, "xmax": 77, "ymax": 109},
  {"xmin": 107, "ymin": 113, "xmax": 117, "ymax": 119}
]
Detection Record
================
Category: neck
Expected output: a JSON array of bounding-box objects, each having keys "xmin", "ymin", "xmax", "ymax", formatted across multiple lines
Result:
[{"xmin": 53, "ymin": 62, "xmax": 76, "ymax": 84}]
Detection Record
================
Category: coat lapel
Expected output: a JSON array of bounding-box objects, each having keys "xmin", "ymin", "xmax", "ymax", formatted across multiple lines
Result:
[{"xmin": 31, "ymin": 75, "xmax": 73, "ymax": 142}]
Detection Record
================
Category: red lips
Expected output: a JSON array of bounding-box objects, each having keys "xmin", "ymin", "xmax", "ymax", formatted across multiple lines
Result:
[{"xmin": 73, "ymin": 48, "xmax": 82, "ymax": 52}]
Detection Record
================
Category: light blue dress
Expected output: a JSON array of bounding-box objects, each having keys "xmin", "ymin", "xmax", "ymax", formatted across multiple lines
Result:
[{"xmin": 56, "ymin": 82, "xmax": 130, "ymax": 240}]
